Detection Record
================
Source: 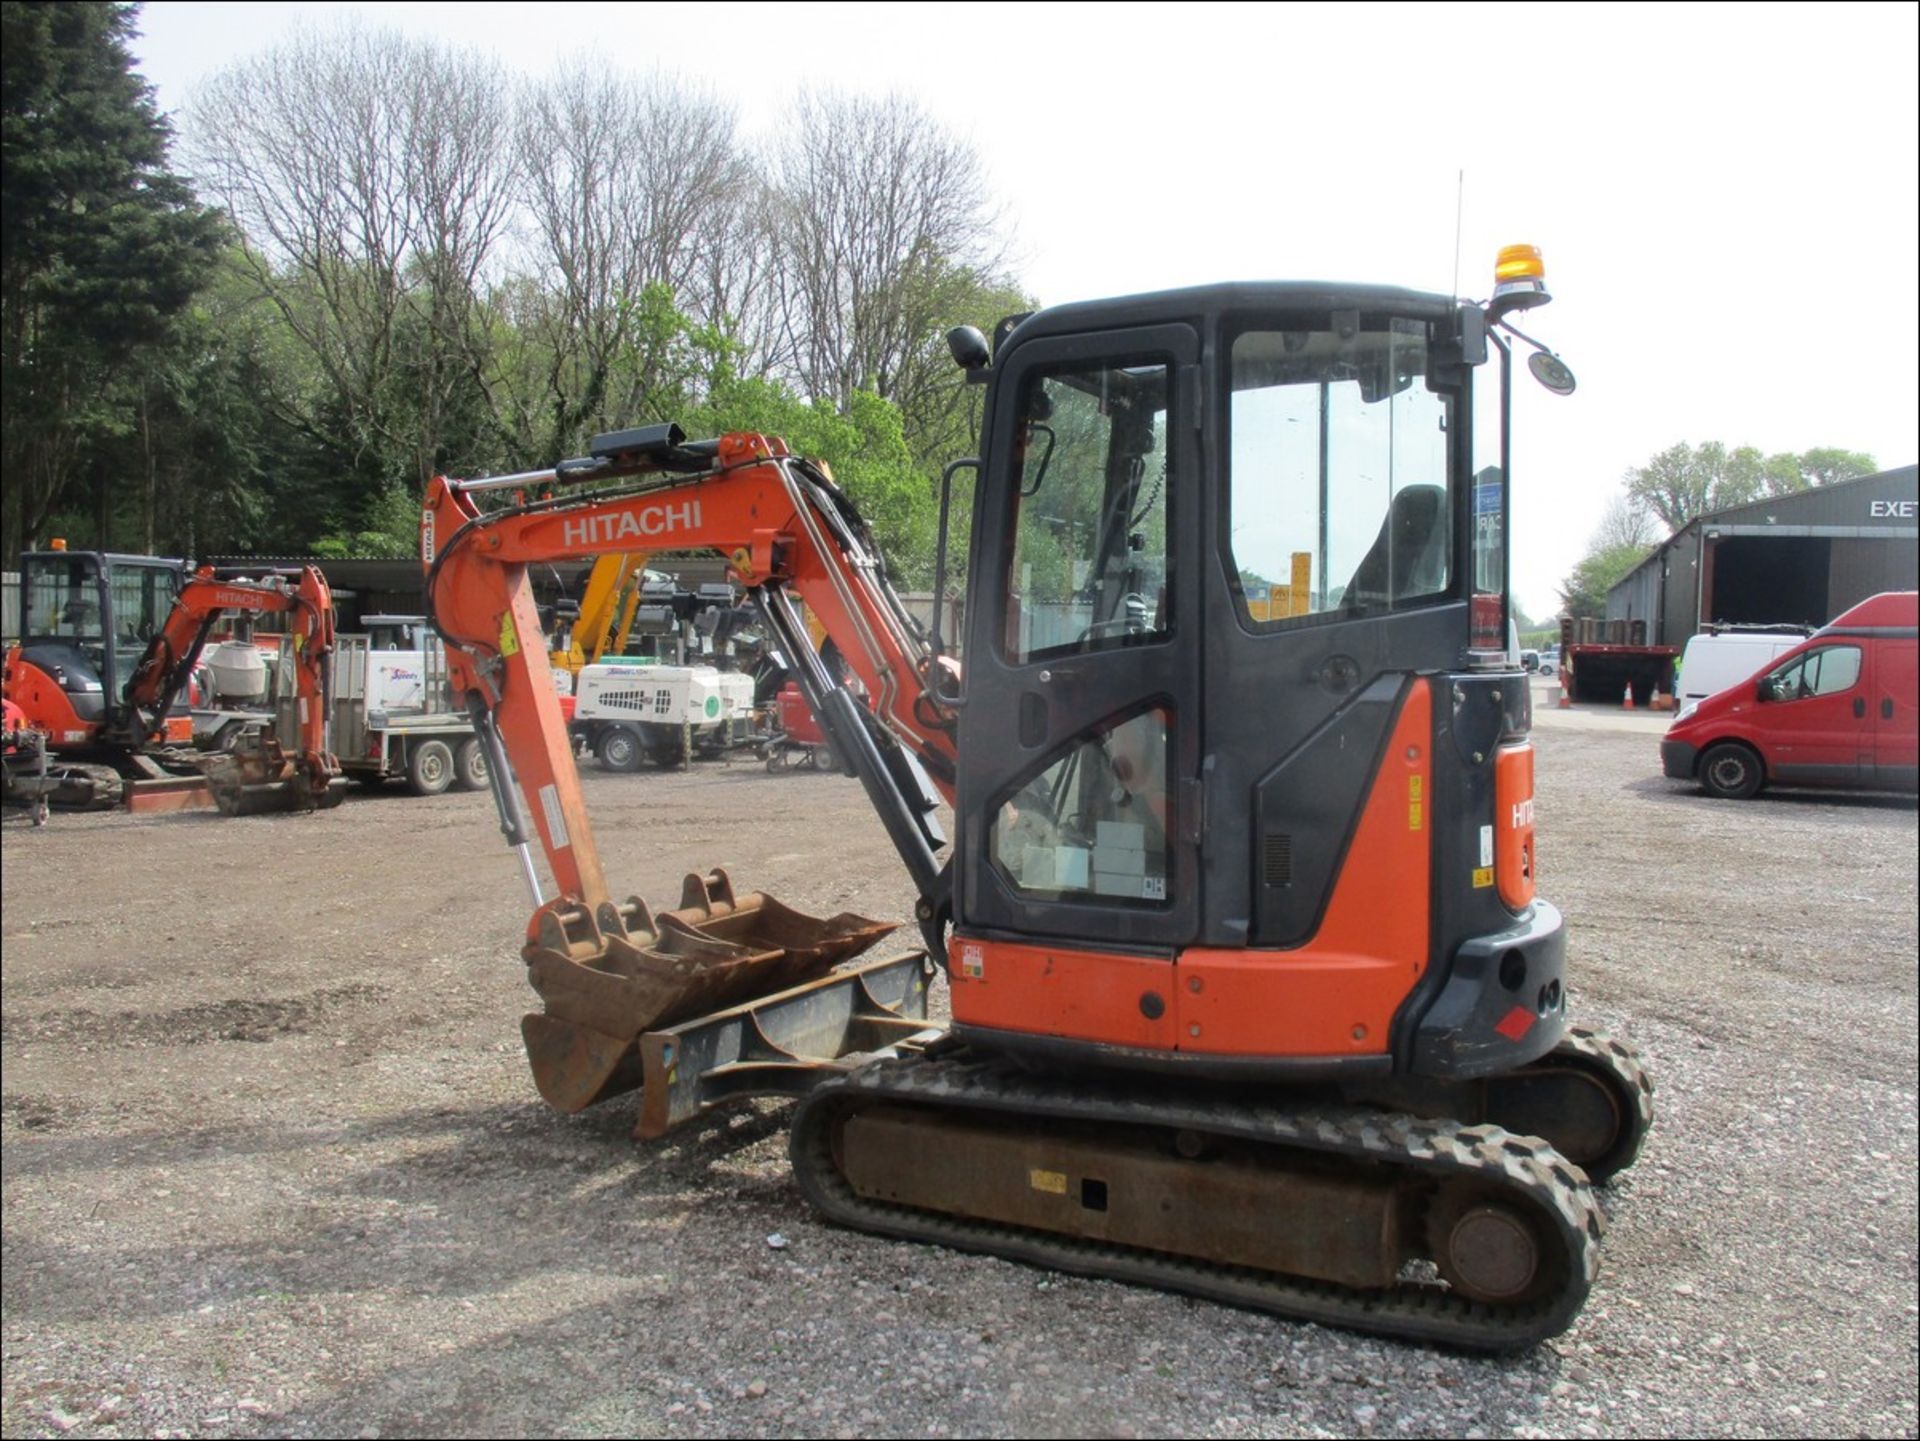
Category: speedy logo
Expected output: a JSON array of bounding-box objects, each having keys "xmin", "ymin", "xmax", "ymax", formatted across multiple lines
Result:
[{"xmin": 561, "ymin": 500, "xmax": 702, "ymax": 549}]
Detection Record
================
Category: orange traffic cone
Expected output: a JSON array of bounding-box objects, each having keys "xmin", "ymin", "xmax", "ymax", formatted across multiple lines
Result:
[
  {"xmin": 1621, "ymin": 683, "xmax": 1635, "ymax": 710},
  {"xmin": 1556, "ymin": 678, "xmax": 1571, "ymax": 708}
]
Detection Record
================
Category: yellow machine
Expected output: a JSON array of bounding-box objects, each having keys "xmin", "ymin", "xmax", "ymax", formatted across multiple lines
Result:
[{"xmin": 548, "ymin": 553, "xmax": 650, "ymax": 676}]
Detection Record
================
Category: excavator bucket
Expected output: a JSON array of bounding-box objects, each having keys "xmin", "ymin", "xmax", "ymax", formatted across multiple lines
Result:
[
  {"xmin": 519, "ymin": 867, "xmax": 901, "ymax": 1116},
  {"xmin": 200, "ymin": 735, "xmax": 347, "ymax": 817}
]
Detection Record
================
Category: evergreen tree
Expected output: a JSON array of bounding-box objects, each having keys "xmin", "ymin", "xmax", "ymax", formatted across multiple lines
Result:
[{"xmin": 1, "ymin": 0, "xmax": 223, "ymax": 561}]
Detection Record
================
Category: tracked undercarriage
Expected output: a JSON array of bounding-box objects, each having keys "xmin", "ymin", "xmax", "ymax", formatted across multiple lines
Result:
[
  {"xmin": 506, "ymin": 871, "xmax": 1649, "ymax": 1352},
  {"xmin": 792, "ymin": 1045, "xmax": 1611, "ymax": 1352}
]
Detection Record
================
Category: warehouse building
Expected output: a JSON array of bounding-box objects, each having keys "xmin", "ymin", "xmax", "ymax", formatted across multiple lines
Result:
[{"xmin": 1606, "ymin": 464, "xmax": 1918, "ymax": 643}]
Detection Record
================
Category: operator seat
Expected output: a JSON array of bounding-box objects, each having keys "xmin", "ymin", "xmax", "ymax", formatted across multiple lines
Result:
[{"xmin": 1342, "ymin": 483, "xmax": 1448, "ymax": 609}]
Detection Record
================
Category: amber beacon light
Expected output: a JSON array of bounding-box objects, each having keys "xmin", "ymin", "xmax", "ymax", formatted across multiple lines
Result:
[{"xmin": 1489, "ymin": 244, "xmax": 1552, "ymax": 321}]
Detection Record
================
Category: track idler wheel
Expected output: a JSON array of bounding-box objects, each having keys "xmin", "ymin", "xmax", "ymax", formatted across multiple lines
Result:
[
  {"xmin": 1426, "ymin": 1181, "xmax": 1563, "ymax": 1306},
  {"xmin": 1483, "ymin": 1027, "xmax": 1655, "ymax": 1183}
]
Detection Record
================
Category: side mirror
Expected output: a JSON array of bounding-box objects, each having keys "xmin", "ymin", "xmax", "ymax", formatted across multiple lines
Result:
[{"xmin": 1527, "ymin": 350, "xmax": 1577, "ymax": 395}]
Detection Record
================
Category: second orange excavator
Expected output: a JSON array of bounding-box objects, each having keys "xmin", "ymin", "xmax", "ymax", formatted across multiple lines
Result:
[{"xmin": 3, "ymin": 549, "xmax": 344, "ymax": 815}]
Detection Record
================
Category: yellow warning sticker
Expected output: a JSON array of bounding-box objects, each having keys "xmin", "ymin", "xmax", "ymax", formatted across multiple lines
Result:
[
  {"xmin": 498, "ymin": 610, "xmax": 519, "ymax": 657},
  {"xmin": 1472, "ymin": 867, "xmax": 1495, "ymax": 888},
  {"xmin": 1409, "ymin": 776, "xmax": 1424, "ymax": 801},
  {"xmin": 1028, "ymin": 1169, "xmax": 1068, "ymax": 1196},
  {"xmin": 1408, "ymin": 802, "xmax": 1424, "ymax": 831}
]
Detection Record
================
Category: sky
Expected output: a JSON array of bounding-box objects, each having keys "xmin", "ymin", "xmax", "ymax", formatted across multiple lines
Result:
[{"xmin": 127, "ymin": 1, "xmax": 1919, "ymax": 618}]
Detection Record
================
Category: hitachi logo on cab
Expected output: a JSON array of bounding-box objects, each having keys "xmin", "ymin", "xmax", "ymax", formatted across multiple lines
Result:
[{"xmin": 561, "ymin": 500, "xmax": 702, "ymax": 548}]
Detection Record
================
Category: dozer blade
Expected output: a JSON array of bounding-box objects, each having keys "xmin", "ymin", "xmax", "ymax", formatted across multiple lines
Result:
[
  {"xmin": 518, "ymin": 867, "xmax": 899, "ymax": 1115},
  {"xmin": 126, "ymin": 775, "xmax": 217, "ymax": 813}
]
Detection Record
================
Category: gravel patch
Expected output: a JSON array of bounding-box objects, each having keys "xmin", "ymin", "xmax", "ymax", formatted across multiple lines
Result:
[{"xmin": 3, "ymin": 713, "xmax": 1915, "ymax": 1438}]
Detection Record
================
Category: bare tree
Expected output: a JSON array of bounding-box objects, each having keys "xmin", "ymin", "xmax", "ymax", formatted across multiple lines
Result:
[
  {"xmin": 188, "ymin": 24, "xmax": 515, "ymax": 487},
  {"xmin": 1592, "ymin": 494, "xmax": 1658, "ymax": 551},
  {"xmin": 506, "ymin": 67, "xmax": 755, "ymax": 455},
  {"xmin": 761, "ymin": 92, "xmax": 1009, "ymax": 417}
]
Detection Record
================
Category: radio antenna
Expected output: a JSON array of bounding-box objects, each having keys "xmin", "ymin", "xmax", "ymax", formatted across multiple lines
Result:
[{"xmin": 1451, "ymin": 169, "xmax": 1465, "ymax": 302}]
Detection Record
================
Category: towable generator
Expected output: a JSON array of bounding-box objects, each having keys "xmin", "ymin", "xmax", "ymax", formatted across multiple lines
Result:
[{"xmin": 423, "ymin": 251, "xmax": 1652, "ymax": 1351}]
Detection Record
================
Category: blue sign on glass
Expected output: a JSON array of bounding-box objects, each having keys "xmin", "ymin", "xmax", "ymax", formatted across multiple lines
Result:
[{"xmin": 1474, "ymin": 481, "xmax": 1503, "ymax": 515}]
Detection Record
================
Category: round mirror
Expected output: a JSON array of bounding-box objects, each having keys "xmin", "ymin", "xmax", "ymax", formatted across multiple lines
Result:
[{"xmin": 1528, "ymin": 350, "xmax": 1577, "ymax": 395}]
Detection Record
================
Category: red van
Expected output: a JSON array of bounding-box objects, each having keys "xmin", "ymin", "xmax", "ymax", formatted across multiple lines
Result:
[{"xmin": 1661, "ymin": 592, "xmax": 1918, "ymax": 798}]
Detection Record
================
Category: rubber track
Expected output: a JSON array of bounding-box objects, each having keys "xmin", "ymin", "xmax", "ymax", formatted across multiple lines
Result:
[
  {"xmin": 790, "ymin": 1049, "xmax": 1605, "ymax": 1352},
  {"xmin": 45, "ymin": 761, "xmax": 125, "ymax": 810},
  {"xmin": 1553, "ymin": 1026, "xmax": 1655, "ymax": 1183}
]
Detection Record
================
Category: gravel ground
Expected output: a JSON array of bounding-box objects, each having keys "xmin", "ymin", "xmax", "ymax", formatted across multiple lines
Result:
[{"xmin": 3, "ymin": 685, "xmax": 1916, "ymax": 1439}]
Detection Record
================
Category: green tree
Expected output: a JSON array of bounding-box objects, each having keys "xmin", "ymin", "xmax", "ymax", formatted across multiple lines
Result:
[
  {"xmin": 1793, "ymin": 447, "xmax": 1878, "ymax": 490},
  {"xmin": 1, "ymin": 0, "xmax": 224, "ymax": 562},
  {"xmin": 1557, "ymin": 542, "xmax": 1648, "ymax": 619},
  {"xmin": 698, "ymin": 377, "xmax": 934, "ymax": 584},
  {"xmin": 1624, "ymin": 441, "xmax": 1878, "ymax": 534},
  {"xmin": 189, "ymin": 23, "xmax": 515, "ymax": 516}
]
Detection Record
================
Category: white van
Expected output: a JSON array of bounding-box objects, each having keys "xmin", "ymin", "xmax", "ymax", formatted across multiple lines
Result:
[{"xmin": 1675, "ymin": 630, "xmax": 1810, "ymax": 714}]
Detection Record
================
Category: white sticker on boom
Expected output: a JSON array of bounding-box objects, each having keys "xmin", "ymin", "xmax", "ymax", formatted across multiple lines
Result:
[
  {"xmin": 540, "ymin": 783, "xmax": 570, "ymax": 850},
  {"xmin": 1479, "ymin": 825, "xmax": 1494, "ymax": 867}
]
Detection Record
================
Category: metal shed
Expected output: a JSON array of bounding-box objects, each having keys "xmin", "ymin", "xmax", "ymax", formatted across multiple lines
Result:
[{"xmin": 1606, "ymin": 465, "xmax": 1917, "ymax": 643}]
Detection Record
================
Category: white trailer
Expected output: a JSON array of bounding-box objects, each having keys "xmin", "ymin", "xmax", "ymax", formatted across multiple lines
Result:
[{"xmin": 281, "ymin": 622, "xmax": 487, "ymax": 796}]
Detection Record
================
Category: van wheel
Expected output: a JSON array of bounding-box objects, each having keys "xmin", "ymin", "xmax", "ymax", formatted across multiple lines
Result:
[
  {"xmin": 453, "ymin": 736, "xmax": 488, "ymax": 792},
  {"xmin": 407, "ymin": 739, "xmax": 455, "ymax": 796},
  {"xmin": 1699, "ymin": 742, "xmax": 1763, "ymax": 800},
  {"xmin": 596, "ymin": 727, "xmax": 643, "ymax": 773}
]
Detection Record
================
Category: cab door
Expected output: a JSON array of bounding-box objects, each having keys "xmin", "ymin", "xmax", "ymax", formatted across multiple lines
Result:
[{"xmin": 955, "ymin": 324, "xmax": 1202, "ymax": 952}]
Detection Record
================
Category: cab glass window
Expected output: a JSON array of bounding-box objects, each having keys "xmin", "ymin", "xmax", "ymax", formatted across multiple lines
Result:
[
  {"xmin": 1762, "ymin": 645, "xmax": 1862, "ymax": 701},
  {"xmin": 990, "ymin": 707, "xmax": 1172, "ymax": 905},
  {"xmin": 107, "ymin": 563, "xmax": 178, "ymax": 647},
  {"xmin": 24, "ymin": 555, "xmax": 105, "ymax": 643},
  {"xmin": 1227, "ymin": 323, "xmax": 1452, "ymax": 625},
  {"xmin": 1004, "ymin": 360, "xmax": 1171, "ymax": 664}
]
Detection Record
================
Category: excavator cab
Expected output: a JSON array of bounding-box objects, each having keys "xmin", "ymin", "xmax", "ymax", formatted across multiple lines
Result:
[
  {"xmin": 953, "ymin": 293, "xmax": 1519, "ymax": 985},
  {"xmin": 12, "ymin": 548, "xmax": 188, "ymax": 744}
]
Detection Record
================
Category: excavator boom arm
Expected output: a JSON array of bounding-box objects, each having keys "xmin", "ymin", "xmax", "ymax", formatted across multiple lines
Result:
[{"xmin": 423, "ymin": 430, "xmax": 957, "ymax": 936}]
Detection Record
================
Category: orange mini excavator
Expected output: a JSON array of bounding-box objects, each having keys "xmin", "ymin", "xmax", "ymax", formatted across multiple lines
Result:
[
  {"xmin": 3, "ymin": 550, "xmax": 344, "ymax": 814},
  {"xmin": 423, "ymin": 251, "xmax": 1652, "ymax": 1350}
]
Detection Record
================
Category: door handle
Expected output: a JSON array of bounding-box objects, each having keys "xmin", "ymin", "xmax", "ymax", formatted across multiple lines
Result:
[{"xmin": 1854, "ymin": 696, "xmax": 1866, "ymax": 718}]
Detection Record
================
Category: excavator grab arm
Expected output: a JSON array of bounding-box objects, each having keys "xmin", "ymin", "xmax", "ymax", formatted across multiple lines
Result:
[{"xmin": 423, "ymin": 430, "xmax": 959, "ymax": 944}]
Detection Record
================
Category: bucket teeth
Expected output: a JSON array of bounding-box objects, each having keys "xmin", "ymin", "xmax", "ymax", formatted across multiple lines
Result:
[{"xmin": 519, "ymin": 871, "xmax": 898, "ymax": 1113}]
